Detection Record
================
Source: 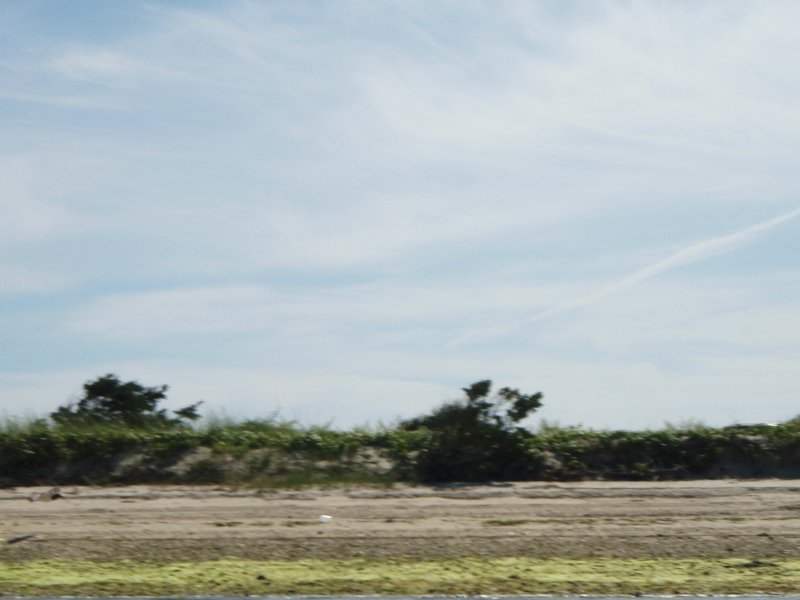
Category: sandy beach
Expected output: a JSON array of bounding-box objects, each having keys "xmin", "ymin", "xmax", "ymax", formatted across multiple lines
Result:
[{"xmin": 4, "ymin": 479, "xmax": 800, "ymax": 563}]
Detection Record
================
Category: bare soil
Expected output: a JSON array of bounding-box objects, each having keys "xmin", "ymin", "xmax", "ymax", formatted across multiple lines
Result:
[{"xmin": 4, "ymin": 479, "xmax": 800, "ymax": 562}]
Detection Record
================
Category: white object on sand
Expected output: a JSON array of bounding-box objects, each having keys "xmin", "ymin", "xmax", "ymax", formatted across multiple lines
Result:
[
  {"xmin": 28, "ymin": 487, "xmax": 64, "ymax": 502},
  {"xmin": 319, "ymin": 514, "xmax": 333, "ymax": 523}
]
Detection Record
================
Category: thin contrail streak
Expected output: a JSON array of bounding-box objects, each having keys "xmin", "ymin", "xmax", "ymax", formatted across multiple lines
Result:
[{"xmin": 449, "ymin": 206, "xmax": 800, "ymax": 347}]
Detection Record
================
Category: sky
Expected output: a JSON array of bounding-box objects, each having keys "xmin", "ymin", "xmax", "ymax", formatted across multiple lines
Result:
[{"xmin": 1, "ymin": 0, "xmax": 799, "ymax": 430}]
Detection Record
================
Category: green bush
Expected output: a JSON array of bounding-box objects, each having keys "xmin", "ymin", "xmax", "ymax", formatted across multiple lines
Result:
[
  {"xmin": 50, "ymin": 374, "xmax": 201, "ymax": 428},
  {"xmin": 400, "ymin": 380, "xmax": 544, "ymax": 482},
  {"xmin": 5, "ymin": 382, "xmax": 800, "ymax": 486}
]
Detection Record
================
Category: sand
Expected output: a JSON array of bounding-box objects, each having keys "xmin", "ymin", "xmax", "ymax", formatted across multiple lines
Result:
[{"xmin": 3, "ymin": 479, "xmax": 800, "ymax": 562}]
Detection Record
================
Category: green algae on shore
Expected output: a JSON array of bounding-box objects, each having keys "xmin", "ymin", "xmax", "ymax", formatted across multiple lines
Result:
[{"xmin": 1, "ymin": 557, "xmax": 799, "ymax": 596}]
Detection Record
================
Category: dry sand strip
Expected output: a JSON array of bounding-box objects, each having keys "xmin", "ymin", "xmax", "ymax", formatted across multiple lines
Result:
[{"xmin": 3, "ymin": 480, "xmax": 800, "ymax": 562}]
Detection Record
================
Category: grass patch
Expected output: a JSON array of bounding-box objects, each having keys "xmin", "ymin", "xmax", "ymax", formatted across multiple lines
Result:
[{"xmin": 0, "ymin": 557, "xmax": 798, "ymax": 596}]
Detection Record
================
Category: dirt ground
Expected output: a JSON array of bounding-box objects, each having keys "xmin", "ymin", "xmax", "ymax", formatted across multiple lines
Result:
[{"xmin": 3, "ymin": 480, "xmax": 800, "ymax": 563}]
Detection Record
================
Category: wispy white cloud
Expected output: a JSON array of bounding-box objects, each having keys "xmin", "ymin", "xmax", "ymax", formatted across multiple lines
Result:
[
  {"xmin": 1, "ymin": 1, "xmax": 799, "ymax": 429},
  {"xmin": 53, "ymin": 49, "xmax": 143, "ymax": 80},
  {"xmin": 0, "ymin": 263, "xmax": 66, "ymax": 295},
  {"xmin": 452, "ymin": 206, "xmax": 800, "ymax": 346},
  {"xmin": 0, "ymin": 153, "xmax": 88, "ymax": 244},
  {"xmin": 338, "ymin": 1, "xmax": 800, "ymax": 168},
  {"xmin": 50, "ymin": 48, "xmax": 183, "ymax": 89},
  {"xmin": 65, "ymin": 276, "xmax": 566, "ymax": 343}
]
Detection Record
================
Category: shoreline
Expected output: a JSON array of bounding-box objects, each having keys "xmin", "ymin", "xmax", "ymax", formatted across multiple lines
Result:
[{"xmin": 3, "ymin": 480, "xmax": 800, "ymax": 594}]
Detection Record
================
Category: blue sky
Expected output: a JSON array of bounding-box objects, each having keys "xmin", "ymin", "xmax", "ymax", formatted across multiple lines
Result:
[{"xmin": 2, "ymin": 0, "xmax": 799, "ymax": 429}]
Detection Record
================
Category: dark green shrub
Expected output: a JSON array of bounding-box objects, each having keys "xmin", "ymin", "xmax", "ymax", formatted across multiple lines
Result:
[
  {"xmin": 50, "ymin": 374, "xmax": 201, "ymax": 428},
  {"xmin": 400, "ymin": 380, "xmax": 544, "ymax": 482}
]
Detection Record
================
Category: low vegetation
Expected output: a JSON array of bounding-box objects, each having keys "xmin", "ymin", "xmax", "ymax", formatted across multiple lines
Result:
[
  {"xmin": 2, "ymin": 374, "xmax": 800, "ymax": 486},
  {"xmin": 2, "ymin": 557, "xmax": 800, "ymax": 596},
  {"xmin": 400, "ymin": 380, "xmax": 543, "ymax": 482}
]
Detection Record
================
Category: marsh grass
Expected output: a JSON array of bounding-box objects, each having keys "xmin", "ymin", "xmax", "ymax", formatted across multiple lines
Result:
[{"xmin": 1, "ymin": 557, "xmax": 799, "ymax": 596}]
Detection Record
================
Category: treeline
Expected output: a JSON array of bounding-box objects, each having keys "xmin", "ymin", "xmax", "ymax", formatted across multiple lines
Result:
[{"xmin": 2, "ymin": 375, "xmax": 800, "ymax": 486}]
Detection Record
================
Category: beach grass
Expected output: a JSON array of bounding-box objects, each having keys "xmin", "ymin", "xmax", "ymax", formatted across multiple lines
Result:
[{"xmin": 2, "ymin": 556, "xmax": 799, "ymax": 596}]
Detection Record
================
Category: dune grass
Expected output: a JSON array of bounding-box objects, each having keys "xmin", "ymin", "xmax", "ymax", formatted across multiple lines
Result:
[
  {"xmin": 4, "ymin": 413, "xmax": 800, "ymax": 485},
  {"xmin": 1, "ymin": 556, "xmax": 799, "ymax": 596}
]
